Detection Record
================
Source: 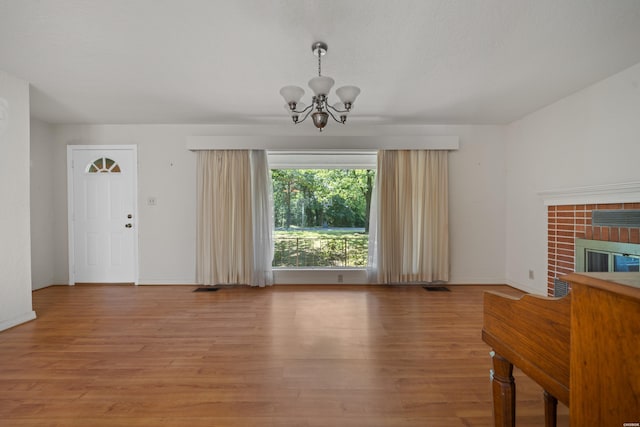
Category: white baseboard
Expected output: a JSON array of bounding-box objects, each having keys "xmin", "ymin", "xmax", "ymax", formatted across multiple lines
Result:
[
  {"xmin": 506, "ymin": 279, "xmax": 544, "ymax": 295},
  {"xmin": 447, "ymin": 276, "xmax": 507, "ymax": 285},
  {"xmin": 32, "ymin": 283, "xmax": 61, "ymax": 291},
  {"xmin": 93, "ymin": 277, "xmax": 515, "ymax": 287},
  {"xmin": 0, "ymin": 311, "xmax": 37, "ymax": 332},
  {"xmin": 138, "ymin": 280, "xmax": 198, "ymax": 285}
]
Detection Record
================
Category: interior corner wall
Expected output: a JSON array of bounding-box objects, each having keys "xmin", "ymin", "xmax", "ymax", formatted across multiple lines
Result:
[
  {"xmin": 447, "ymin": 126, "xmax": 506, "ymax": 284},
  {"xmin": 30, "ymin": 118, "xmax": 56, "ymax": 289},
  {"xmin": 50, "ymin": 124, "xmax": 506, "ymax": 286},
  {"xmin": 505, "ymin": 62, "xmax": 640, "ymax": 295},
  {"xmin": 0, "ymin": 70, "xmax": 36, "ymax": 331}
]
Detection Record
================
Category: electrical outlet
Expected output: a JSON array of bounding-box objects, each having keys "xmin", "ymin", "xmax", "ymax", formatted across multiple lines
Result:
[
  {"xmin": 528, "ymin": 269, "xmax": 534, "ymax": 280},
  {"xmin": 147, "ymin": 197, "xmax": 157, "ymax": 206},
  {"xmin": 337, "ymin": 274, "xmax": 343, "ymax": 283}
]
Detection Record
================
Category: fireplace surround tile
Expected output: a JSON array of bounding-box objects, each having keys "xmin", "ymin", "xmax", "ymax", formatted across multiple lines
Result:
[{"xmin": 547, "ymin": 202, "xmax": 640, "ymax": 296}]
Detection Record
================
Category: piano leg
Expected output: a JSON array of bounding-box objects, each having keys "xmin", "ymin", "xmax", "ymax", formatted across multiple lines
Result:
[
  {"xmin": 491, "ymin": 352, "xmax": 515, "ymax": 427},
  {"xmin": 543, "ymin": 391, "xmax": 558, "ymax": 427}
]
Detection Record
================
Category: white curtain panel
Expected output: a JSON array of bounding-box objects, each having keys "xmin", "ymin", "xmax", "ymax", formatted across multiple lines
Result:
[
  {"xmin": 372, "ymin": 150, "xmax": 449, "ymax": 284},
  {"xmin": 196, "ymin": 150, "xmax": 253, "ymax": 285},
  {"xmin": 366, "ymin": 174, "xmax": 379, "ymax": 282},
  {"xmin": 250, "ymin": 150, "xmax": 274, "ymax": 287},
  {"xmin": 196, "ymin": 150, "xmax": 274, "ymax": 286}
]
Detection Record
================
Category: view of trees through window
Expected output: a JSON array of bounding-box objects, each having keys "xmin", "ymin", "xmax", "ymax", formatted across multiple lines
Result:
[{"xmin": 271, "ymin": 169, "xmax": 375, "ymax": 267}]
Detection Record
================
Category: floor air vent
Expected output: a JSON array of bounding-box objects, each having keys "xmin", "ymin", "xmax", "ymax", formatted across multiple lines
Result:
[
  {"xmin": 193, "ymin": 287, "xmax": 220, "ymax": 292},
  {"xmin": 553, "ymin": 279, "xmax": 569, "ymax": 297},
  {"xmin": 423, "ymin": 286, "xmax": 451, "ymax": 292}
]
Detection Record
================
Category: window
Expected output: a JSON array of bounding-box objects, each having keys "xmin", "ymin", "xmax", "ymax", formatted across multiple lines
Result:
[
  {"xmin": 271, "ymin": 169, "xmax": 374, "ymax": 268},
  {"xmin": 268, "ymin": 151, "xmax": 376, "ymax": 268},
  {"xmin": 86, "ymin": 157, "xmax": 121, "ymax": 173}
]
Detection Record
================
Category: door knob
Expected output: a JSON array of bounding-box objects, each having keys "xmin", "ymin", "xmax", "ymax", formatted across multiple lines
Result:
[
  {"xmin": 125, "ymin": 223, "xmax": 132, "ymax": 228},
  {"xmin": 127, "ymin": 214, "xmax": 132, "ymax": 219}
]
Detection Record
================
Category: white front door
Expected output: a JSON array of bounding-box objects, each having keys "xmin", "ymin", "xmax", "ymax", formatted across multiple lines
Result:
[{"xmin": 68, "ymin": 146, "xmax": 138, "ymax": 284}]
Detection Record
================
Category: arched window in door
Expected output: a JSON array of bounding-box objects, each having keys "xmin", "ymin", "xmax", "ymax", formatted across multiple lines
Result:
[{"xmin": 86, "ymin": 157, "xmax": 121, "ymax": 173}]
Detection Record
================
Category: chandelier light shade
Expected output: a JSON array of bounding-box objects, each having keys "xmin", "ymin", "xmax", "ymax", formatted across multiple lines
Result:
[
  {"xmin": 336, "ymin": 86, "xmax": 361, "ymax": 108},
  {"xmin": 308, "ymin": 76, "xmax": 335, "ymax": 96},
  {"xmin": 279, "ymin": 86, "xmax": 305, "ymax": 106},
  {"xmin": 280, "ymin": 42, "xmax": 360, "ymax": 131}
]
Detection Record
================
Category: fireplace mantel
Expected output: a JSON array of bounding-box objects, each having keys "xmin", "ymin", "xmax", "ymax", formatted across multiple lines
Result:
[{"xmin": 538, "ymin": 181, "xmax": 640, "ymax": 206}]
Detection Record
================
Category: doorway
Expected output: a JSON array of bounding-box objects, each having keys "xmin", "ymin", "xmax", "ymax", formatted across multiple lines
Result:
[{"xmin": 67, "ymin": 146, "xmax": 138, "ymax": 285}]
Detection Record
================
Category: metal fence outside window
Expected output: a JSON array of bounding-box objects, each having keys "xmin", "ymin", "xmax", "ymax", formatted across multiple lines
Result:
[{"xmin": 273, "ymin": 236, "xmax": 368, "ymax": 267}]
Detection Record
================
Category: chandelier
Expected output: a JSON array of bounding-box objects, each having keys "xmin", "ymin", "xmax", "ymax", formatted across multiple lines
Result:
[{"xmin": 280, "ymin": 42, "xmax": 361, "ymax": 131}]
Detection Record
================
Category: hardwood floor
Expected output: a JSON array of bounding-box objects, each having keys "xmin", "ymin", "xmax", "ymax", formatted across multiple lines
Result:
[{"xmin": 0, "ymin": 285, "xmax": 569, "ymax": 426}]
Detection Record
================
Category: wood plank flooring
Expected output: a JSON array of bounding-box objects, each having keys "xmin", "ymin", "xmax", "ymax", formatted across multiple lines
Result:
[{"xmin": 0, "ymin": 285, "xmax": 569, "ymax": 426}]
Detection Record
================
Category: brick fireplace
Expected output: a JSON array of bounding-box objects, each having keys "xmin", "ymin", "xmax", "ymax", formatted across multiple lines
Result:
[{"xmin": 547, "ymin": 202, "xmax": 640, "ymax": 296}]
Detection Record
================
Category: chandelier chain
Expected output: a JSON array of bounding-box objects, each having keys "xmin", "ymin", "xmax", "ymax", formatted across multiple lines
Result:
[{"xmin": 318, "ymin": 50, "xmax": 321, "ymax": 77}]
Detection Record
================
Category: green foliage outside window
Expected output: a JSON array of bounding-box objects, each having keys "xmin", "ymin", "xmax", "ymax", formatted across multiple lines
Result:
[
  {"xmin": 271, "ymin": 169, "xmax": 375, "ymax": 267},
  {"xmin": 271, "ymin": 169, "xmax": 375, "ymax": 231}
]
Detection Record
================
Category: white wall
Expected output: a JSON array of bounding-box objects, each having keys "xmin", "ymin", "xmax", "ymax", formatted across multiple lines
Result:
[
  {"xmin": 30, "ymin": 118, "xmax": 56, "ymax": 290},
  {"xmin": 26, "ymin": 62, "xmax": 640, "ymax": 292},
  {"xmin": 43, "ymin": 124, "xmax": 506, "ymax": 285},
  {"xmin": 0, "ymin": 70, "xmax": 35, "ymax": 331},
  {"xmin": 51, "ymin": 125, "xmax": 197, "ymax": 284},
  {"xmin": 449, "ymin": 126, "xmax": 506, "ymax": 284},
  {"xmin": 505, "ymin": 62, "xmax": 640, "ymax": 294}
]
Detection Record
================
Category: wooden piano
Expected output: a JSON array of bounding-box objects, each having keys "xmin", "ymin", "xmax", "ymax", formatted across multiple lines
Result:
[{"xmin": 482, "ymin": 272, "xmax": 640, "ymax": 427}]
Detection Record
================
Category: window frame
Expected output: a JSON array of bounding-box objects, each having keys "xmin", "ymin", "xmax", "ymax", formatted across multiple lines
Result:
[{"xmin": 268, "ymin": 150, "xmax": 377, "ymax": 270}]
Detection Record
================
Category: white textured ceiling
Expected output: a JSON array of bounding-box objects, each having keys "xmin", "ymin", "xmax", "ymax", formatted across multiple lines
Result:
[{"xmin": 1, "ymin": 0, "xmax": 640, "ymax": 125}]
